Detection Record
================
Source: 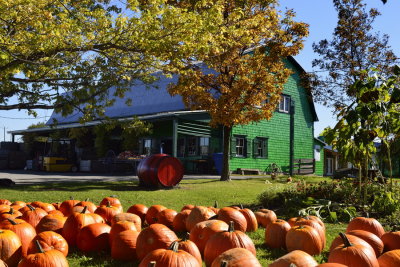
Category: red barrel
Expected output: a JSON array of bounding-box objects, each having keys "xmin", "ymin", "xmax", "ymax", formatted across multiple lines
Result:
[{"xmin": 136, "ymin": 154, "xmax": 184, "ymax": 188}]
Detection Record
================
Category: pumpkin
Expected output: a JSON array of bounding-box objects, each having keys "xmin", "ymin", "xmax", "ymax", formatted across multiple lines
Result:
[
  {"xmin": 328, "ymin": 233, "xmax": 379, "ymax": 267},
  {"xmin": 17, "ymin": 240, "xmax": 68, "ymax": 267},
  {"xmin": 36, "ymin": 214, "xmax": 66, "ymax": 234},
  {"xmin": 254, "ymin": 209, "xmax": 276, "ymax": 228},
  {"xmin": 294, "ymin": 217, "xmax": 326, "ymax": 249},
  {"xmin": 95, "ymin": 202, "xmax": 122, "ymax": 225},
  {"xmin": 62, "ymin": 206, "xmax": 104, "ymax": 247},
  {"xmin": 111, "ymin": 229, "xmax": 139, "ymax": 261},
  {"xmin": 11, "ymin": 201, "xmax": 26, "ymax": 209},
  {"xmin": 77, "ymin": 223, "xmax": 111, "ymax": 253},
  {"xmin": 0, "ymin": 208, "xmax": 22, "ymax": 221},
  {"xmin": 173, "ymin": 209, "xmax": 191, "ymax": 232},
  {"xmin": 20, "ymin": 204, "xmax": 48, "ymax": 228},
  {"xmin": 75, "ymin": 199, "xmax": 97, "ymax": 213},
  {"xmin": 30, "ymin": 201, "xmax": 56, "ymax": 213},
  {"xmin": 381, "ymin": 231, "xmax": 400, "ymax": 252},
  {"xmin": 189, "ymin": 219, "xmax": 229, "ymax": 254},
  {"xmin": 0, "ymin": 259, "xmax": 6, "ymax": 267},
  {"xmin": 177, "ymin": 233, "xmax": 202, "ymax": 266},
  {"xmin": 145, "ymin": 205, "xmax": 167, "ymax": 225},
  {"xmin": 99, "ymin": 196, "xmax": 122, "ymax": 207},
  {"xmin": 265, "ymin": 219, "xmax": 291, "ymax": 249},
  {"xmin": 59, "ymin": 198, "xmax": 80, "ymax": 217},
  {"xmin": 156, "ymin": 209, "xmax": 178, "ymax": 229},
  {"xmin": 286, "ymin": 225, "xmax": 323, "ymax": 256},
  {"xmin": 346, "ymin": 217, "xmax": 385, "ymax": 238},
  {"xmin": 208, "ymin": 201, "xmax": 220, "ymax": 214},
  {"xmin": 181, "ymin": 204, "xmax": 195, "ymax": 211},
  {"xmin": 0, "ymin": 218, "xmax": 36, "ymax": 257},
  {"xmin": 48, "ymin": 210, "xmax": 64, "ymax": 216},
  {"xmin": 138, "ymin": 241, "xmax": 201, "ymax": 267},
  {"xmin": 27, "ymin": 231, "xmax": 68, "ymax": 257},
  {"xmin": 238, "ymin": 206, "xmax": 258, "ymax": 232},
  {"xmin": 347, "ymin": 229, "xmax": 383, "ymax": 256},
  {"xmin": 378, "ymin": 249, "xmax": 400, "ymax": 267},
  {"xmin": 268, "ymin": 250, "xmax": 318, "ymax": 267},
  {"xmin": 217, "ymin": 207, "xmax": 247, "ymax": 232},
  {"xmin": 288, "ymin": 216, "xmax": 325, "ymax": 229},
  {"xmin": 111, "ymin": 212, "xmax": 141, "ymax": 231},
  {"xmin": 127, "ymin": 204, "xmax": 148, "ymax": 224},
  {"xmin": 186, "ymin": 206, "xmax": 216, "ymax": 231},
  {"xmin": 136, "ymin": 223, "xmax": 178, "ymax": 260},
  {"xmin": 211, "ymin": 248, "xmax": 262, "ymax": 267},
  {"xmin": 0, "ymin": 229, "xmax": 22, "ymax": 267},
  {"xmin": 204, "ymin": 221, "xmax": 256, "ymax": 266},
  {"xmin": 0, "ymin": 200, "xmax": 11, "ymax": 206},
  {"xmin": 329, "ymin": 233, "xmax": 372, "ymax": 252},
  {"xmin": 109, "ymin": 221, "xmax": 138, "ymax": 246}
]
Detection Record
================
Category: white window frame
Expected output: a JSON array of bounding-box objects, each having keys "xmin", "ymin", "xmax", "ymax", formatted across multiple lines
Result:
[
  {"xmin": 199, "ymin": 137, "xmax": 209, "ymax": 156},
  {"xmin": 236, "ymin": 137, "xmax": 245, "ymax": 157},
  {"xmin": 279, "ymin": 95, "xmax": 291, "ymax": 113},
  {"xmin": 143, "ymin": 139, "xmax": 152, "ymax": 155}
]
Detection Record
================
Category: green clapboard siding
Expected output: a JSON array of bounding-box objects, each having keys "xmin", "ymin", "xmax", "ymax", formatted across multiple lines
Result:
[{"xmin": 230, "ymin": 59, "xmax": 316, "ymax": 174}]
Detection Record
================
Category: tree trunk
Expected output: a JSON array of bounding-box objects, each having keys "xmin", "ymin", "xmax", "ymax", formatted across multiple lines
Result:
[{"xmin": 220, "ymin": 126, "xmax": 232, "ymax": 181}]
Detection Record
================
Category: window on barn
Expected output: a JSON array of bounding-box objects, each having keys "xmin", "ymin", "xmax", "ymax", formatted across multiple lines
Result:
[
  {"xmin": 279, "ymin": 95, "xmax": 291, "ymax": 113},
  {"xmin": 199, "ymin": 137, "xmax": 209, "ymax": 155},
  {"xmin": 231, "ymin": 135, "xmax": 251, "ymax": 158},
  {"xmin": 253, "ymin": 137, "xmax": 268, "ymax": 158}
]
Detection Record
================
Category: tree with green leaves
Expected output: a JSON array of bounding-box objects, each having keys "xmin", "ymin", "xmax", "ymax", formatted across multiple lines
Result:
[
  {"xmin": 324, "ymin": 66, "xmax": 400, "ymax": 197},
  {"xmin": 164, "ymin": 0, "xmax": 309, "ymax": 181},
  {"xmin": 311, "ymin": 0, "xmax": 397, "ymax": 110}
]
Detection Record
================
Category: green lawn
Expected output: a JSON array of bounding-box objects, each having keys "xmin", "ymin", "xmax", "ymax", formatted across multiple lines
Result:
[{"xmin": 0, "ymin": 176, "xmax": 346, "ymax": 266}]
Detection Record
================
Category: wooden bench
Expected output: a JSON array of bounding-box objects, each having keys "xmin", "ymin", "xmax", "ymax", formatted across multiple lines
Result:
[{"xmin": 237, "ymin": 168, "xmax": 262, "ymax": 175}]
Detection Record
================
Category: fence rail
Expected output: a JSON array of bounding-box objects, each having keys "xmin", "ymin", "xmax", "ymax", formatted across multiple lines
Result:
[{"xmin": 293, "ymin": 158, "xmax": 315, "ymax": 175}]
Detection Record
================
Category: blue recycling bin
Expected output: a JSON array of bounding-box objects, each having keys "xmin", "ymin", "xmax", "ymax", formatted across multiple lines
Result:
[{"xmin": 212, "ymin": 153, "xmax": 223, "ymax": 175}]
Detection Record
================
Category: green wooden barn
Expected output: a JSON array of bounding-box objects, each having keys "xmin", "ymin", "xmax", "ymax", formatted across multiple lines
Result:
[{"xmin": 11, "ymin": 57, "xmax": 320, "ymax": 175}]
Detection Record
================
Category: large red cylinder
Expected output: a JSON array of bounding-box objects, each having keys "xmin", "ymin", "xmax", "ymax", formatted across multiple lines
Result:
[{"xmin": 136, "ymin": 154, "xmax": 184, "ymax": 188}]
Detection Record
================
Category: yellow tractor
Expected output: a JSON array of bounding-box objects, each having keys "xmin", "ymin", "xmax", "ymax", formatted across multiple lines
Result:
[{"xmin": 42, "ymin": 139, "xmax": 77, "ymax": 172}]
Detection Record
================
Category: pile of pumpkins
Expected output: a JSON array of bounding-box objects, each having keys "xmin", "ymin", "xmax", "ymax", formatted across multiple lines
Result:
[
  {"xmin": 0, "ymin": 197, "xmax": 398, "ymax": 267},
  {"xmin": 257, "ymin": 208, "xmax": 400, "ymax": 267}
]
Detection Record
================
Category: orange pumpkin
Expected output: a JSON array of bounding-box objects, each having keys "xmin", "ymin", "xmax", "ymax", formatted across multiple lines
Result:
[
  {"xmin": 378, "ymin": 249, "xmax": 400, "ymax": 267},
  {"xmin": 110, "ymin": 229, "xmax": 139, "ymax": 261},
  {"xmin": 156, "ymin": 209, "xmax": 178, "ymax": 229},
  {"xmin": 189, "ymin": 219, "xmax": 229, "ymax": 254},
  {"xmin": 0, "ymin": 229, "xmax": 22, "ymax": 267},
  {"xmin": 329, "ymin": 233, "xmax": 372, "ymax": 252},
  {"xmin": 77, "ymin": 223, "xmax": 111, "ymax": 253},
  {"xmin": 254, "ymin": 209, "xmax": 276, "ymax": 228},
  {"xmin": 381, "ymin": 231, "xmax": 400, "ymax": 252},
  {"xmin": 204, "ymin": 221, "xmax": 256, "ymax": 266},
  {"xmin": 27, "ymin": 231, "xmax": 68, "ymax": 257},
  {"xmin": 317, "ymin": 264, "xmax": 348, "ymax": 267},
  {"xmin": 94, "ymin": 203, "xmax": 122, "ymax": 225},
  {"xmin": 268, "ymin": 250, "xmax": 318, "ymax": 267},
  {"xmin": 111, "ymin": 212, "xmax": 141, "ymax": 231},
  {"xmin": 17, "ymin": 240, "xmax": 68, "ymax": 267},
  {"xmin": 0, "ymin": 208, "xmax": 22, "ymax": 221},
  {"xmin": 238, "ymin": 207, "xmax": 258, "ymax": 232},
  {"xmin": 265, "ymin": 219, "xmax": 291, "ymax": 249},
  {"xmin": 145, "ymin": 205, "xmax": 167, "ymax": 225},
  {"xmin": 328, "ymin": 233, "xmax": 379, "ymax": 267},
  {"xmin": 286, "ymin": 225, "xmax": 323, "ymax": 256},
  {"xmin": 177, "ymin": 234, "xmax": 202, "ymax": 266},
  {"xmin": 185, "ymin": 206, "xmax": 216, "ymax": 231},
  {"xmin": 36, "ymin": 214, "xmax": 66, "ymax": 234},
  {"xmin": 173, "ymin": 209, "xmax": 191, "ymax": 232},
  {"xmin": 20, "ymin": 204, "xmax": 48, "ymax": 228},
  {"xmin": 217, "ymin": 207, "xmax": 247, "ymax": 232},
  {"xmin": 59, "ymin": 199, "xmax": 80, "ymax": 217},
  {"xmin": 99, "ymin": 196, "xmax": 122, "ymax": 208},
  {"xmin": 347, "ymin": 229, "xmax": 384, "ymax": 257},
  {"xmin": 0, "ymin": 218, "xmax": 36, "ymax": 257},
  {"xmin": 30, "ymin": 201, "xmax": 56, "ymax": 213},
  {"xmin": 294, "ymin": 217, "xmax": 326, "ymax": 250},
  {"xmin": 211, "ymin": 248, "xmax": 262, "ymax": 267},
  {"xmin": 181, "ymin": 204, "xmax": 195, "ymax": 211},
  {"xmin": 75, "ymin": 199, "xmax": 97, "ymax": 213},
  {"xmin": 138, "ymin": 241, "xmax": 201, "ymax": 267},
  {"xmin": 127, "ymin": 204, "xmax": 148, "ymax": 224},
  {"xmin": 109, "ymin": 221, "xmax": 138, "ymax": 245},
  {"xmin": 346, "ymin": 217, "xmax": 385, "ymax": 238},
  {"xmin": 136, "ymin": 223, "xmax": 178, "ymax": 260}
]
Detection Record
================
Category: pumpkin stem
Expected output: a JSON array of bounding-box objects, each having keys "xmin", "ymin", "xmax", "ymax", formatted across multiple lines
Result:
[
  {"xmin": 7, "ymin": 207, "xmax": 13, "ymax": 214},
  {"xmin": 106, "ymin": 201, "xmax": 112, "ymax": 207},
  {"xmin": 168, "ymin": 241, "xmax": 180, "ymax": 252},
  {"xmin": 239, "ymin": 203, "xmax": 244, "ymax": 209},
  {"xmin": 81, "ymin": 206, "xmax": 88, "ymax": 214},
  {"xmin": 85, "ymin": 198, "xmax": 89, "ymax": 202},
  {"xmin": 35, "ymin": 240, "xmax": 45, "ymax": 253},
  {"xmin": 7, "ymin": 218, "xmax": 17, "ymax": 225},
  {"xmin": 289, "ymin": 264, "xmax": 298, "ymax": 267},
  {"xmin": 214, "ymin": 200, "xmax": 218, "ymax": 208},
  {"xmin": 27, "ymin": 204, "xmax": 35, "ymax": 211},
  {"xmin": 220, "ymin": 261, "xmax": 228, "ymax": 267},
  {"xmin": 183, "ymin": 232, "xmax": 190, "ymax": 241},
  {"xmin": 228, "ymin": 221, "xmax": 235, "ymax": 232},
  {"xmin": 69, "ymin": 196, "xmax": 74, "ymax": 200},
  {"xmin": 148, "ymin": 262, "xmax": 156, "ymax": 267},
  {"xmin": 339, "ymin": 232, "xmax": 353, "ymax": 247}
]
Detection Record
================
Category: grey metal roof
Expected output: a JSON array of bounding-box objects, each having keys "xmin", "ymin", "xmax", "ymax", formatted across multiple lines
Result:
[{"xmin": 46, "ymin": 73, "xmax": 187, "ymax": 125}]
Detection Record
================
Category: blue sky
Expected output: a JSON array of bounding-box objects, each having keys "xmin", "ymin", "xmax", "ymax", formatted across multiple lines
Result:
[{"xmin": 1, "ymin": 0, "xmax": 399, "ymax": 141}]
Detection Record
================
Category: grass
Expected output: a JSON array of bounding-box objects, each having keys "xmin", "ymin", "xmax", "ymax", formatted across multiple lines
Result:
[{"xmin": 0, "ymin": 175, "xmax": 346, "ymax": 266}]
